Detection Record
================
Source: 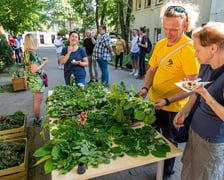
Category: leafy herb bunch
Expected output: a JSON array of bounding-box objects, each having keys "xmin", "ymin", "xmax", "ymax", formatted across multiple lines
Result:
[{"xmin": 35, "ymin": 82, "xmax": 170, "ymax": 175}]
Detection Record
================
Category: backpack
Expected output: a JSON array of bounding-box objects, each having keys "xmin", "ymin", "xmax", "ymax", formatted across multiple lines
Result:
[{"xmin": 144, "ymin": 36, "xmax": 152, "ymax": 54}]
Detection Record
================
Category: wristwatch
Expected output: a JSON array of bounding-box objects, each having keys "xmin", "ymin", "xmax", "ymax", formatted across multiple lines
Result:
[{"xmin": 164, "ymin": 98, "xmax": 171, "ymax": 106}]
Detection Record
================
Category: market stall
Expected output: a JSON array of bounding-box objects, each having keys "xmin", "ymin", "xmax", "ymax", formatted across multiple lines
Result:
[
  {"xmin": 51, "ymin": 134, "xmax": 182, "ymax": 180},
  {"xmin": 34, "ymin": 84, "xmax": 182, "ymax": 180}
]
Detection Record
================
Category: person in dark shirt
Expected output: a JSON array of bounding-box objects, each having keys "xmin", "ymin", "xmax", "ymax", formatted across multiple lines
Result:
[
  {"xmin": 83, "ymin": 29, "xmax": 98, "ymax": 83},
  {"xmin": 174, "ymin": 21, "xmax": 224, "ymax": 180}
]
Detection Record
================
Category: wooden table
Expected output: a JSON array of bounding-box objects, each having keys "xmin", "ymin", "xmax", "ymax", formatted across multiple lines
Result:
[
  {"xmin": 51, "ymin": 135, "xmax": 182, "ymax": 180},
  {"xmin": 48, "ymin": 91, "xmax": 182, "ymax": 180}
]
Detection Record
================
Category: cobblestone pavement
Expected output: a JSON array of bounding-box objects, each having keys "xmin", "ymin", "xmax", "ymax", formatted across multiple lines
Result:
[{"xmin": 0, "ymin": 45, "xmax": 184, "ymax": 180}]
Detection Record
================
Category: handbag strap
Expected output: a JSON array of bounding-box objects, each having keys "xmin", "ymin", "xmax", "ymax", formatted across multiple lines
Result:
[{"xmin": 159, "ymin": 41, "xmax": 192, "ymax": 66}]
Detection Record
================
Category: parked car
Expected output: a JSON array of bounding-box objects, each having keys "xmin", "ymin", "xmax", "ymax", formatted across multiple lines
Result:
[{"xmin": 109, "ymin": 34, "xmax": 117, "ymax": 46}]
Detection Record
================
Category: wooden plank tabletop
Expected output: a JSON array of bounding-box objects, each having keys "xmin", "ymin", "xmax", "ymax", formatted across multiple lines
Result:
[{"xmin": 51, "ymin": 135, "xmax": 182, "ymax": 180}]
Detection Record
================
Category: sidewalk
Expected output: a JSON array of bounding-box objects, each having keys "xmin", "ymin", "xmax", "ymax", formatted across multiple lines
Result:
[{"xmin": 0, "ymin": 46, "xmax": 184, "ymax": 180}]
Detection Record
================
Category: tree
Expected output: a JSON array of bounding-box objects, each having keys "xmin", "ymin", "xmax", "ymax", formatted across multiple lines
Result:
[
  {"xmin": 0, "ymin": 0, "xmax": 46, "ymax": 34},
  {"xmin": 118, "ymin": 0, "xmax": 134, "ymax": 53},
  {"xmin": 0, "ymin": 34, "xmax": 13, "ymax": 72}
]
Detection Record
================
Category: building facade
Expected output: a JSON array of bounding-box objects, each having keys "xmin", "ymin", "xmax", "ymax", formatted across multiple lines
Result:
[{"xmin": 131, "ymin": 0, "xmax": 215, "ymax": 45}]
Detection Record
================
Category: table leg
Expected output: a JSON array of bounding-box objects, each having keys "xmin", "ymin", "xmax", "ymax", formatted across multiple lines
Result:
[{"xmin": 156, "ymin": 160, "xmax": 164, "ymax": 180}]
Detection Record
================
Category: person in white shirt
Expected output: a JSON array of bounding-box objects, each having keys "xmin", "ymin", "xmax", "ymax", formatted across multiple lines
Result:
[
  {"xmin": 129, "ymin": 29, "xmax": 140, "ymax": 77},
  {"xmin": 54, "ymin": 33, "xmax": 64, "ymax": 69}
]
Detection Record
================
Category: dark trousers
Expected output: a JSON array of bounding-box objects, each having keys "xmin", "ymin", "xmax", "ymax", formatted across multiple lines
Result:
[
  {"xmin": 115, "ymin": 52, "xmax": 124, "ymax": 68},
  {"xmin": 15, "ymin": 48, "xmax": 21, "ymax": 64},
  {"xmin": 138, "ymin": 51, "xmax": 146, "ymax": 77},
  {"xmin": 154, "ymin": 110, "xmax": 178, "ymax": 178}
]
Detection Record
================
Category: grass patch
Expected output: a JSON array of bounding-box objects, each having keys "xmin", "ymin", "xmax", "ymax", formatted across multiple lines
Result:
[
  {"xmin": 0, "ymin": 83, "xmax": 13, "ymax": 93},
  {"xmin": 110, "ymin": 52, "xmax": 152, "ymax": 68},
  {"xmin": 0, "ymin": 64, "xmax": 19, "ymax": 77}
]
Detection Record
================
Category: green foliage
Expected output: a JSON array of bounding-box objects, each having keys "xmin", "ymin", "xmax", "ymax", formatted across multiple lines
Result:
[
  {"xmin": 0, "ymin": 34, "xmax": 13, "ymax": 72},
  {"xmin": 0, "ymin": 111, "xmax": 25, "ymax": 131},
  {"xmin": 107, "ymin": 83, "xmax": 155, "ymax": 125},
  {"xmin": 0, "ymin": 140, "xmax": 25, "ymax": 170},
  {"xmin": 34, "ymin": 83, "xmax": 170, "ymax": 174},
  {"xmin": 12, "ymin": 68, "xmax": 25, "ymax": 78},
  {"xmin": 57, "ymin": 28, "xmax": 68, "ymax": 36},
  {"xmin": 0, "ymin": 0, "xmax": 45, "ymax": 34}
]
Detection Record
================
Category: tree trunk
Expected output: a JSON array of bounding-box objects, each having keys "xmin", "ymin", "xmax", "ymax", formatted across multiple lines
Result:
[{"xmin": 95, "ymin": 0, "xmax": 99, "ymax": 30}]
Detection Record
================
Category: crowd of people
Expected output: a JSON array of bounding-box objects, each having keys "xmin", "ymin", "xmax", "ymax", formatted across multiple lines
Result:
[{"xmin": 55, "ymin": 25, "xmax": 152, "ymax": 87}]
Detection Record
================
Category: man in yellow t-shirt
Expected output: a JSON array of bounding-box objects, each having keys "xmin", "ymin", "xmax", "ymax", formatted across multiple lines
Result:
[
  {"xmin": 138, "ymin": 1, "xmax": 200, "ymax": 179},
  {"xmin": 115, "ymin": 34, "xmax": 126, "ymax": 69}
]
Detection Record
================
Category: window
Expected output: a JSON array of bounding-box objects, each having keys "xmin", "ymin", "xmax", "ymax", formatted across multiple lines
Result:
[
  {"xmin": 136, "ymin": 0, "xmax": 141, "ymax": 10},
  {"xmin": 145, "ymin": 0, "xmax": 151, "ymax": 8},
  {"xmin": 156, "ymin": 0, "xmax": 163, "ymax": 5},
  {"xmin": 154, "ymin": 28, "xmax": 161, "ymax": 43}
]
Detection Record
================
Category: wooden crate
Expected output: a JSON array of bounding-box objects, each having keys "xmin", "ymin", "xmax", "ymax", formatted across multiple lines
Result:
[
  {"xmin": 11, "ymin": 77, "xmax": 27, "ymax": 92},
  {"xmin": 0, "ymin": 116, "xmax": 26, "ymax": 140},
  {"xmin": 0, "ymin": 138, "xmax": 28, "ymax": 180}
]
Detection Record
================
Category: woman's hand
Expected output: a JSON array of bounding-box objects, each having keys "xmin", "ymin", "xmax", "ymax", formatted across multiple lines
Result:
[
  {"xmin": 42, "ymin": 57, "xmax": 48, "ymax": 66},
  {"xmin": 71, "ymin": 60, "xmax": 81, "ymax": 65},
  {"xmin": 192, "ymin": 84, "xmax": 207, "ymax": 96},
  {"xmin": 173, "ymin": 110, "xmax": 186, "ymax": 128}
]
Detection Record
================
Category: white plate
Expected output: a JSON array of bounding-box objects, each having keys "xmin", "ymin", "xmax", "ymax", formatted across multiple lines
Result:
[{"xmin": 175, "ymin": 81, "xmax": 212, "ymax": 92}]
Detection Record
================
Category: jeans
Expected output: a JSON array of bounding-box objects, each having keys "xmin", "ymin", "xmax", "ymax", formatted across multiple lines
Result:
[
  {"xmin": 64, "ymin": 74, "xmax": 86, "ymax": 86},
  {"xmin": 15, "ymin": 48, "xmax": 21, "ymax": 64},
  {"xmin": 154, "ymin": 110, "xmax": 178, "ymax": 177},
  {"xmin": 97, "ymin": 58, "xmax": 109, "ymax": 85}
]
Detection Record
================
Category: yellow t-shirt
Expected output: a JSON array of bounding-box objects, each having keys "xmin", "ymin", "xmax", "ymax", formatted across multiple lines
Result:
[
  {"xmin": 116, "ymin": 39, "xmax": 126, "ymax": 55},
  {"xmin": 149, "ymin": 35, "xmax": 200, "ymax": 112}
]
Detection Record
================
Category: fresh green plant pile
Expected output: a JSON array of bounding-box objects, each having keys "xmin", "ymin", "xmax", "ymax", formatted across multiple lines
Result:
[
  {"xmin": 0, "ymin": 111, "xmax": 25, "ymax": 130},
  {"xmin": 34, "ymin": 82, "xmax": 170, "ymax": 174},
  {"xmin": 12, "ymin": 68, "xmax": 25, "ymax": 78},
  {"xmin": 0, "ymin": 140, "xmax": 25, "ymax": 170}
]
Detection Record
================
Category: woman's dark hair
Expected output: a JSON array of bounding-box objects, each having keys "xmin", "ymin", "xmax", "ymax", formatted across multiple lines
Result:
[
  {"xmin": 140, "ymin": 26, "xmax": 146, "ymax": 33},
  {"xmin": 69, "ymin": 31, "xmax": 79, "ymax": 36}
]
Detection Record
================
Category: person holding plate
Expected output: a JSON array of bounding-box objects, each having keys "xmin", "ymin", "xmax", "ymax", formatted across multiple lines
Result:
[
  {"xmin": 60, "ymin": 31, "xmax": 88, "ymax": 86},
  {"xmin": 138, "ymin": 1, "xmax": 200, "ymax": 179},
  {"xmin": 174, "ymin": 22, "xmax": 224, "ymax": 180}
]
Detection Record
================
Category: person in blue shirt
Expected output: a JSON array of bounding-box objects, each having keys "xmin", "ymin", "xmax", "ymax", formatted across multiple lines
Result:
[{"xmin": 60, "ymin": 31, "xmax": 88, "ymax": 86}]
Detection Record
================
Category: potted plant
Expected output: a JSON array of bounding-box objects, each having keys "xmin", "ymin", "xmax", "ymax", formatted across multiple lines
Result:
[
  {"xmin": 0, "ymin": 138, "xmax": 28, "ymax": 179},
  {"xmin": 11, "ymin": 68, "xmax": 26, "ymax": 92},
  {"xmin": 0, "ymin": 111, "xmax": 26, "ymax": 140}
]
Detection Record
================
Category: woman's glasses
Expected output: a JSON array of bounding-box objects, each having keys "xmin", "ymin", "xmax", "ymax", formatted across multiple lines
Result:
[{"xmin": 167, "ymin": 6, "xmax": 186, "ymax": 13}]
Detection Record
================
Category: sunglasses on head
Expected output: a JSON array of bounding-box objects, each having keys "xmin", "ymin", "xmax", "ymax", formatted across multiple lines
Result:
[{"xmin": 167, "ymin": 6, "xmax": 186, "ymax": 13}]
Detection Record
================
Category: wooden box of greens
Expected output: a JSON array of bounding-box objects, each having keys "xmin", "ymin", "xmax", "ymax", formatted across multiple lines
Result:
[
  {"xmin": 11, "ymin": 77, "xmax": 27, "ymax": 92},
  {"xmin": 0, "ymin": 111, "xmax": 26, "ymax": 140},
  {"xmin": 0, "ymin": 138, "xmax": 28, "ymax": 180}
]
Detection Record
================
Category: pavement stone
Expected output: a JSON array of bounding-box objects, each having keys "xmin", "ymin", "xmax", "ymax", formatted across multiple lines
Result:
[{"xmin": 0, "ymin": 45, "xmax": 184, "ymax": 180}]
